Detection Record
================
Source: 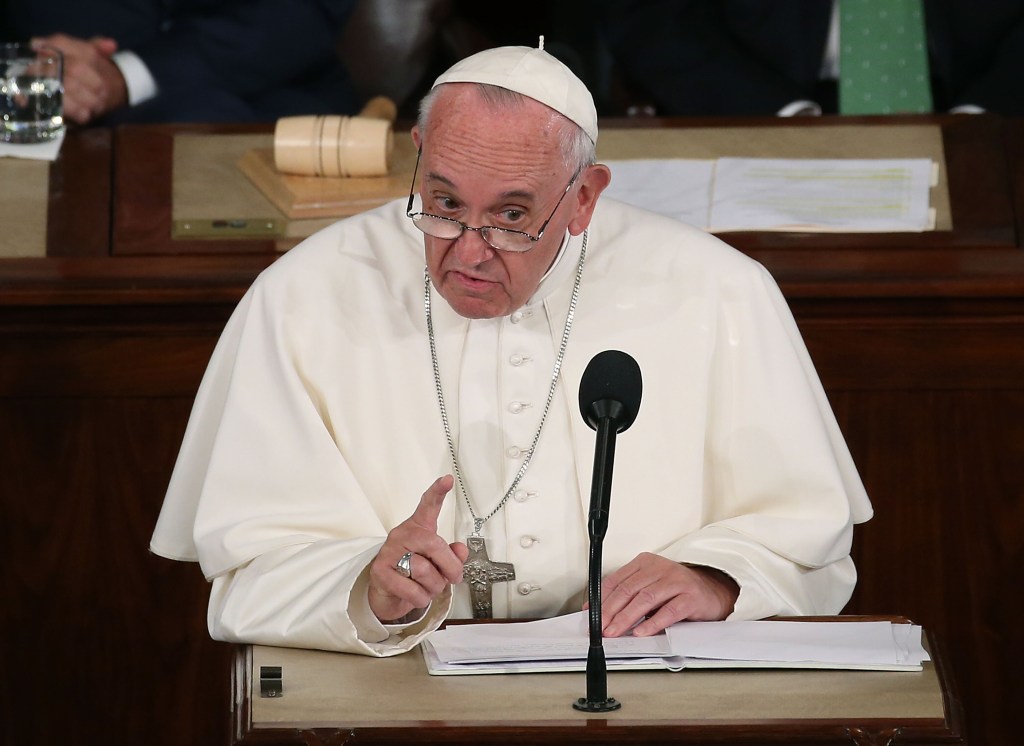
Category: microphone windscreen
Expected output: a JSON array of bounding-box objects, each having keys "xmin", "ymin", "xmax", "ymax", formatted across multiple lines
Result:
[{"xmin": 578, "ymin": 350, "xmax": 642, "ymax": 432}]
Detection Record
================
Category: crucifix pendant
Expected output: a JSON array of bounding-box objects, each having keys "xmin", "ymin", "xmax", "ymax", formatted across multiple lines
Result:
[{"xmin": 462, "ymin": 536, "xmax": 515, "ymax": 619}]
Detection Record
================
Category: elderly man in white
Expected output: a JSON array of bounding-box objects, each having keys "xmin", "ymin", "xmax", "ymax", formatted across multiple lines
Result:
[{"xmin": 151, "ymin": 43, "xmax": 872, "ymax": 656}]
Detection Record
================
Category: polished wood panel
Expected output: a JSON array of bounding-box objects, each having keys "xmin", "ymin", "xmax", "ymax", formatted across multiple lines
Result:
[
  {"xmin": 0, "ymin": 295, "xmax": 232, "ymax": 744},
  {"xmin": 0, "ymin": 394, "xmax": 231, "ymax": 745},
  {"xmin": 45, "ymin": 128, "xmax": 112, "ymax": 258},
  {"xmin": 1007, "ymin": 118, "xmax": 1024, "ymax": 246},
  {"xmin": 806, "ymin": 341, "xmax": 1024, "ymax": 746},
  {"xmin": 114, "ymin": 123, "xmax": 279, "ymax": 256}
]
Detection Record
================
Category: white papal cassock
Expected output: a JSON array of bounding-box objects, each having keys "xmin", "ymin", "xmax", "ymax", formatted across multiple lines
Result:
[{"xmin": 150, "ymin": 196, "xmax": 873, "ymax": 656}]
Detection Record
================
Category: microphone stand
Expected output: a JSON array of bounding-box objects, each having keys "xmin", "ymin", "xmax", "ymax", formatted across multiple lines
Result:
[{"xmin": 573, "ymin": 400, "xmax": 624, "ymax": 712}]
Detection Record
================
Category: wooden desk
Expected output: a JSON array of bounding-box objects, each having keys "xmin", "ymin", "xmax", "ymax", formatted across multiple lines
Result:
[
  {"xmin": 231, "ymin": 626, "xmax": 964, "ymax": 745},
  {"xmin": 1007, "ymin": 117, "xmax": 1024, "ymax": 247},
  {"xmin": 1, "ymin": 115, "xmax": 1022, "ymax": 746}
]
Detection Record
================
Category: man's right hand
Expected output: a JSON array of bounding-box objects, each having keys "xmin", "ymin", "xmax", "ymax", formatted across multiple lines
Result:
[
  {"xmin": 32, "ymin": 34, "xmax": 128, "ymax": 124},
  {"xmin": 367, "ymin": 475, "xmax": 468, "ymax": 623}
]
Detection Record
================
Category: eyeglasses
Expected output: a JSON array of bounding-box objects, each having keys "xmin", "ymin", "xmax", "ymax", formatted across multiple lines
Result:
[{"xmin": 405, "ymin": 148, "xmax": 582, "ymax": 253}]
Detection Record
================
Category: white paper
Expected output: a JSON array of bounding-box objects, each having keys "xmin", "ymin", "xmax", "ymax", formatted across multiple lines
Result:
[
  {"xmin": 423, "ymin": 611, "xmax": 929, "ymax": 676},
  {"xmin": 708, "ymin": 157, "xmax": 934, "ymax": 232},
  {"xmin": 426, "ymin": 612, "xmax": 671, "ymax": 664},
  {"xmin": 665, "ymin": 620, "xmax": 928, "ymax": 667},
  {"xmin": 604, "ymin": 159, "xmax": 715, "ymax": 228},
  {"xmin": 600, "ymin": 157, "xmax": 934, "ymax": 233}
]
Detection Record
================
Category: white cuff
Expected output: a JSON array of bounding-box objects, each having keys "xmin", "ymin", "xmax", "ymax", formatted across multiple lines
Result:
[
  {"xmin": 777, "ymin": 100, "xmax": 822, "ymax": 117},
  {"xmin": 348, "ymin": 565, "xmax": 433, "ymax": 643},
  {"xmin": 110, "ymin": 50, "xmax": 158, "ymax": 106},
  {"xmin": 948, "ymin": 104, "xmax": 985, "ymax": 115}
]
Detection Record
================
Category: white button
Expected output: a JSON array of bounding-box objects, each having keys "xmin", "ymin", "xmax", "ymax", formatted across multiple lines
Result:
[
  {"xmin": 507, "ymin": 446, "xmax": 531, "ymax": 459},
  {"xmin": 508, "ymin": 354, "xmax": 527, "ymax": 367},
  {"xmin": 519, "ymin": 535, "xmax": 539, "ymax": 548},
  {"xmin": 513, "ymin": 489, "xmax": 530, "ymax": 503},
  {"xmin": 517, "ymin": 582, "xmax": 540, "ymax": 595},
  {"xmin": 510, "ymin": 311, "xmax": 524, "ymax": 324},
  {"xmin": 508, "ymin": 401, "xmax": 529, "ymax": 414}
]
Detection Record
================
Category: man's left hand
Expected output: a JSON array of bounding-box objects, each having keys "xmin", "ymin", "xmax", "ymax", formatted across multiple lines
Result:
[{"xmin": 597, "ymin": 552, "xmax": 739, "ymax": 637}]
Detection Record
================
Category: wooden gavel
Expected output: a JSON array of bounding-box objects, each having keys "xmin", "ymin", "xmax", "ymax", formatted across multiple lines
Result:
[{"xmin": 273, "ymin": 96, "xmax": 398, "ymax": 178}]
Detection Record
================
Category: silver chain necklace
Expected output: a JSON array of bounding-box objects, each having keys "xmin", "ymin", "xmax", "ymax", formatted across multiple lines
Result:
[{"xmin": 425, "ymin": 230, "xmax": 588, "ymax": 537}]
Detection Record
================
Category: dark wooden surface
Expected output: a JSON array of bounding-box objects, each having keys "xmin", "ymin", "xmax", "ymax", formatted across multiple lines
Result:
[
  {"xmin": 1008, "ymin": 118, "xmax": 1024, "ymax": 248},
  {"xmin": 114, "ymin": 123, "xmax": 281, "ymax": 257},
  {"xmin": 2, "ymin": 116, "xmax": 1023, "ymax": 745}
]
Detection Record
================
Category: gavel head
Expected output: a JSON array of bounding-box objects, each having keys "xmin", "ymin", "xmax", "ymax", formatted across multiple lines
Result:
[{"xmin": 273, "ymin": 114, "xmax": 394, "ymax": 178}]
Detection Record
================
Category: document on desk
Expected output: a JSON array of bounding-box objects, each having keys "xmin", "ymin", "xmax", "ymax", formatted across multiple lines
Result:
[
  {"xmin": 422, "ymin": 612, "xmax": 929, "ymax": 676},
  {"xmin": 603, "ymin": 158, "xmax": 716, "ymax": 229},
  {"xmin": 603, "ymin": 157, "xmax": 935, "ymax": 233},
  {"xmin": 708, "ymin": 157, "xmax": 935, "ymax": 232}
]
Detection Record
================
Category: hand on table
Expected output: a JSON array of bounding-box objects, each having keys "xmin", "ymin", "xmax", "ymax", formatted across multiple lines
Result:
[{"xmin": 595, "ymin": 552, "xmax": 740, "ymax": 637}]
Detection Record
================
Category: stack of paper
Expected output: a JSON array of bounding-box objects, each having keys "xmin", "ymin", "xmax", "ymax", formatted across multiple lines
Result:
[
  {"xmin": 422, "ymin": 612, "xmax": 929, "ymax": 676},
  {"xmin": 602, "ymin": 157, "xmax": 936, "ymax": 233}
]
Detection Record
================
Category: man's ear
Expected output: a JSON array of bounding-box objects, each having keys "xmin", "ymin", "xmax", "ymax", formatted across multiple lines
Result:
[
  {"xmin": 567, "ymin": 164, "xmax": 612, "ymax": 236},
  {"xmin": 411, "ymin": 125, "xmax": 422, "ymax": 150}
]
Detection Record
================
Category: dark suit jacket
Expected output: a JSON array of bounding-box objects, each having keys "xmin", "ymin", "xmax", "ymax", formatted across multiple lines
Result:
[
  {"xmin": 4, "ymin": 0, "xmax": 360, "ymax": 122},
  {"xmin": 601, "ymin": 0, "xmax": 1024, "ymax": 116}
]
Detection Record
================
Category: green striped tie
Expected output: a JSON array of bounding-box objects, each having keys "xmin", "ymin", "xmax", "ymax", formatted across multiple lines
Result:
[{"xmin": 839, "ymin": 0, "xmax": 933, "ymax": 114}]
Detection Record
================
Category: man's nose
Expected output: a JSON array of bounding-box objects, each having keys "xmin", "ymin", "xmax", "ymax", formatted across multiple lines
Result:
[{"xmin": 452, "ymin": 225, "xmax": 496, "ymax": 266}]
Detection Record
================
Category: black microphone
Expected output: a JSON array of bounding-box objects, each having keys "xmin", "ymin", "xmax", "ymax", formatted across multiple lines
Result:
[{"xmin": 573, "ymin": 350, "xmax": 642, "ymax": 713}]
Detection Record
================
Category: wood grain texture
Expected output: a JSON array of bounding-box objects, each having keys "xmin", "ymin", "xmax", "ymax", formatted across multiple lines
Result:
[{"xmin": 0, "ymin": 395, "xmax": 231, "ymax": 745}]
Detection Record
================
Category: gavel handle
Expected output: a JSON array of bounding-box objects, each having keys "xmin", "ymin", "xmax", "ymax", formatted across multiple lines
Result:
[{"xmin": 359, "ymin": 96, "xmax": 397, "ymax": 124}]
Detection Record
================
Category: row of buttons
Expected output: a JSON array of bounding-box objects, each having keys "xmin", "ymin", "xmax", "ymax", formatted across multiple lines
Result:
[
  {"xmin": 504, "ymin": 327, "xmax": 542, "ymax": 600},
  {"xmin": 518, "ymin": 529, "xmax": 541, "ymax": 593},
  {"xmin": 507, "ymin": 349, "xmax": 533, "ymax": 457}
]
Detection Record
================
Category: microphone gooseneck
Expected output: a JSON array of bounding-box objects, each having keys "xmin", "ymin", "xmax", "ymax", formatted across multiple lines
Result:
[{"xmin": 573, "ymin": 350, "xmax": 642, "ymax": 713}]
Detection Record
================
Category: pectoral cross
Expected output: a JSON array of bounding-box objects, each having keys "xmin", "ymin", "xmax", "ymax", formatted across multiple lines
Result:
[{"xmin": 463, "ymin": 536, "xmax": 515, "ymax": 619}]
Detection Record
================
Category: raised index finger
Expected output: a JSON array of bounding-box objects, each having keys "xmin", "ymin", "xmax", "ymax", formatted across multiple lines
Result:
[{"xmin": 410, "ymin": 474, "xmax": 454, "ymax": 531}]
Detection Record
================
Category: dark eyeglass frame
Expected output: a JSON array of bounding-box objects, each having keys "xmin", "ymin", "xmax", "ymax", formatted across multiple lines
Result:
[{"xmin": 405, "ymin": 148, "xmax": 583, "ymax": 253}]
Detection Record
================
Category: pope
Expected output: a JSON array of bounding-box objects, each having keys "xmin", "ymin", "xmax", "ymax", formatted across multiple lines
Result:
[{"xmin": 151, "ymin": 43, "xmax": 872, "ymax": 656}]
